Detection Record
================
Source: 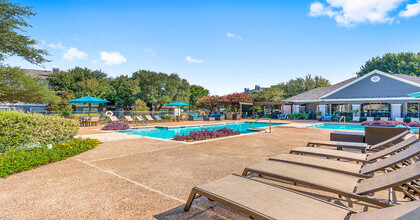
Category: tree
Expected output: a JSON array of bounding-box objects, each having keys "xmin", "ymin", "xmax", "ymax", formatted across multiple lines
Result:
[
  {"xmin": 132, "ymin": 99, "xmax": 150, "ymax": 111},
  {"xmin": 45, "ymin": 92, "xmax": 75, "ymax": 112},
  {"xmin": 132, "ymin": 70, "xmax": 190, "ymax": 110},
  {"xmin": 48, "ymin": 67, "xmax": 112, "ymax": 98},
  {"xmin": 0, "ymin": 1, "xmax": 49, "ymax": 65},
  {"xmin": 106, "ymin": 75, "xmax": 140, "ymax": 110},
  {"xmin": 357, "ymin": 52, "xmax": 420, "ymax": 76},
  {"xmin": 250, "ymin": 85, "xmax": 284, "ymax": 102},
  {"xmin": 0, "ymin": 66, "xmax": 58, "ymax": 103},
  {"xmin": 189, "ymin": 85, "xmax": 209, "ymax": 108},
  {"xmin": 279, "ymin": 74, "xmax": 330, "ymax": 99}
]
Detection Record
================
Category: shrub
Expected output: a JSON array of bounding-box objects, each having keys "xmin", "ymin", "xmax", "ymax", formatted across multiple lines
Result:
[
  {"xmin": 174, "ymin": 128, "xmax": 241, "ymax": 142},
  {"xmin": 361, "ymin": 120, "xmax": 412, "ymax": 127},
  {"xmin": 0, "ymin": 138, "xmax": 100, "ymax": 178},
  {"xmin": 101, "ymin": 121, "xmax": 130, "ymax": 130},
  {"xmin": 0, "ymin": 111, "xmax": 79, "ymax": 151}
]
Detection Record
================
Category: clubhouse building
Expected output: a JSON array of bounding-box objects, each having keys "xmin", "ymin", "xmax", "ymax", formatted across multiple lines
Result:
[{"xmin": 285, "ymin": 70, "xmax": 420, "ymax": 119}]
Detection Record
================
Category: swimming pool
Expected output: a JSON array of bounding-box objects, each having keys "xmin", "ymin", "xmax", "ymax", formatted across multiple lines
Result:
[
  {"xmin": 118, "ymin": 122, "xmax": 287, "ymax": 139},
  {"xmin": 308, "ymin": 124, "xmax": 419, "ymax": 132}
]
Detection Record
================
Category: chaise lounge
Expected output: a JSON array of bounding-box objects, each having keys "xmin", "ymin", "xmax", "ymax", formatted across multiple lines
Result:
[
  {"xmin": 184, "ymin": 174, "xmax": 420, "ymax": 219},
  {"xmin": 207, "ymin": 114, "xmax": 225, "ymax": 121},
  {"xmin": 188, "ymin": 114, "xmax": 203, "ymax": 121}
]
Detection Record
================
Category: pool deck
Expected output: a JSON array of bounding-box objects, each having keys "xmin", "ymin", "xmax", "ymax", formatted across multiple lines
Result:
[{"xmin": 0, "ymin": 119, "xmax": 408, "ymax": 219}]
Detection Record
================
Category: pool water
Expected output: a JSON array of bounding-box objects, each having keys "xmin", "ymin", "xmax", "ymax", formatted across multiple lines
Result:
[
  {"xmin": 308, "ymin": 124, "xmax": 419, "ymax": 132},
  {"xmin": 118, "ymin": 122, "xmax": 287, "ymax": 139}
]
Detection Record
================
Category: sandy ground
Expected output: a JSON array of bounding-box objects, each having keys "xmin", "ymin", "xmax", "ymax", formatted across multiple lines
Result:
[{"xmin": 0, "ymin": 120, "xmax": 409, "ymax": 219}]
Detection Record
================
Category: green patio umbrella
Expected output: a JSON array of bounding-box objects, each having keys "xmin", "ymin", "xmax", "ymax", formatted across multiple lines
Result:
[{"xmin": 66, "ymin": 95, "xmax": 110, "ymax": 116}]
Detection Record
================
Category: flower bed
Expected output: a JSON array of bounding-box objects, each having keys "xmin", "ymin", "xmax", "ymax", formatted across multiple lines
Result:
[
  {"xmin": 101, "ymin": 121, "xmax": 130, "ymax": 130},
  {"xmin": 173, "ymin": 128, "xmax": 241, "ymax": 142},
  {"xmin": 0, "ymin": 138, "xmax": 100, "ymax": 178},
  {"xmin": 361, "ymin": 120, "xmax": 420, "ymax": 127}
]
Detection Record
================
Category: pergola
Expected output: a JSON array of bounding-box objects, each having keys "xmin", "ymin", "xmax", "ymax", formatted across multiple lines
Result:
[{"xmin": 216, "ymin": 101, "xmax": 294, "ymax": 119}]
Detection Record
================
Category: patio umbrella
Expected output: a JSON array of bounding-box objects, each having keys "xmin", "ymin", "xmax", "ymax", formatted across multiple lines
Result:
[
  {"xmin": 66, "ymin": 95, "xmax": 110, "ymax": 116},
  {"xmin": 166, "ymin": 101, "xmax": 190, "ymax": 116},
  {"xmin": 408, "ymin": 92, "xmax": 420, "ymax": 98}
]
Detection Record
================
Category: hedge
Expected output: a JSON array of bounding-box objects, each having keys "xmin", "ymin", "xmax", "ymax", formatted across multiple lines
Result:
[
  {"xmin": 0, "ymin": 111, "xmax": 79, "ymax": 151},
  {"xmin": 0, "ymin": 138, "xmax": 100, "ymax": 178}
]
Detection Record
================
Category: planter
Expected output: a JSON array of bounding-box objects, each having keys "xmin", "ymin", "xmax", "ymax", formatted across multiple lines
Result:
[{"xmin": 316, "ymin": 116, "xmax": 322, "ymax": 121}]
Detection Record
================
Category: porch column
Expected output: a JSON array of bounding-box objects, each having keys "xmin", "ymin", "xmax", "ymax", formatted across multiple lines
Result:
[
  {"xmin": 293, "ymin": 104, "xmax": 300, "ymax": 113},
  {"xmin": 391, "ymin": 104, "xmax": 402, "ymax": 120},
  {"xmin": 318, "ymin": 104, "xmax": 327, "ymax": 116},
  {"xmin": 352, "ymin": 104, "xmax": 361, "ymax": 117}
]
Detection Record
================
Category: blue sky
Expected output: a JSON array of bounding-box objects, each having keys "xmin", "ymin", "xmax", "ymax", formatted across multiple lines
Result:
[{"xmin": 6, "ymin": 0, "xmax": 420, "ymax": 95}]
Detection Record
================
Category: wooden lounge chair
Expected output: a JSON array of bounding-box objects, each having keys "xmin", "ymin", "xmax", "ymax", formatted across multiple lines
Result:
[
  {"xmin": 154, "ymin": 115, "xmax": 164, "ymax": 122},
  {"xmin": 395, "ymin": 117, "xmax": 404, "ymax": 122},
  {"xmin": 124, "ymin": 116, "xmax": 135, "ymax": 124},
  {"xmin": 352, "ymin": 116, "xmax": 360, "ymax": 122},
  {"xmin": 185, "ymin": 174, "xmax": 420, "ymax": 219},
  {"xmin": 269, "ymin": 141, "xmax": 420, "ymax": 178},
  {"xmin": 109, "ymin": 116, "xmax": 119, "ymax": 122},
  {"xmin": 145, "ymin": 115, "xmax": 156, "ymax": 122},
  {"xmin": 242, "ymin": 159, "xmax": 420, "ymax": 207},
  {"xmin": 366, "ymin": 117, "xmax": 375, "ymax": 122},
  {"xmin": 307, "ymin": 130, "xmax": 411, "ymax": 153},
  {"xmin": 291, "ymin": 136, "xmax": 418, "ymax": 163},
  {"xmin": 135, "ymin": 115, "xmax": 147, "ymax": 124}
]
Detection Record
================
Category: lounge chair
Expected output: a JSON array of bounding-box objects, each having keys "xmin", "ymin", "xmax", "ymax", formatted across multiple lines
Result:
[
  {"xmin": 207, "ymin": 114, "xmax": 225, "ymax": 121},
  {"xmin": 135, "ymin": 116, "xmax": 147, "ymax": 125},
  {"xmin": 278, "ymin": 114, "xmax": 286, "ymax": 120},
  {"xmin": 380, "ymin": 117, "xmax": 389, "ymax": 121},
  {"xmin": 269, "ymin": 141, "xmax": 420, "ymax": 178},
  {"xmin": 366, "ymin": 117, "xmax": 375, "ymax": 121},
  {"xmin": 352, "ymin": 116, "xmax": 360, "ymax": 122},
  {"xmin": 395, "ymin": 117, "xmax": 404, "ymax": 122},
  {"xmin": 307, "ymin": 130, "xmax": 411, "ymax": 153},
  {"xmin": 242, "ymin": 159, "xmax": 420, "ymax": 207},
  {"xmin": 124, "ymin": 116, "xmax": 135, "ymax": 124},
  {"xmin": 291, "ymin": 136, "xmax": 418, "ymax": 163},
  {"xmin": 154, "ymin": 115, "xmax": 164, "ymax": 122},
  {"xmin": 189, "ymin": 114, "xmax": 203, "ymax": 121},
  {"xmin": 322, "ymin": 116, "xmax": 332, "ymax": 121},
  {"xmin": 109, "ymin": 116, "xmax": 119, "ymax": 122},
  {"xmin": 145, "ymin": 115, "xmax": 156, "ymax": 122},
  {"xmin": 185, "ymin": 174, "xmax": 420, "ymax": 219},
  {"xmin": 411, "ymin": 118, "xmax": 419, "ymax": 123}
]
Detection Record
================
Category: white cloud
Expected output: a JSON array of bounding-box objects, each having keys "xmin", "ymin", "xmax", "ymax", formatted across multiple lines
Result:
[
  {"xmin": 99, "ymin": 51, "xmax": 127, "ymax": 65},
  {"xmin": 48, "ymin": 42, "xmax": 66, "ymax": 49},
  {"xmin": 400, "ymin": 1, "xmax": 420, "ymax": 18},
  {"xmin": 185, "ymin": 56, "xmax": 203, "ymax": 63},
  {"xmin": 309, "ymin": 0, "xmax": 406, "ymax": 27},
  {"xmin": 145, "ymin": 48, "xmax": 157, "ymax": 56},
  {"xmin": 92, "ymin": 60, "xmax": 98, "ymax": 64},
  {"xmin": 227, "ymin": 32, "xmax": 242, "ymax": 40},
  {"xmin": 62, "ymin": 47, "xmax": 88, "ymax": 61}
]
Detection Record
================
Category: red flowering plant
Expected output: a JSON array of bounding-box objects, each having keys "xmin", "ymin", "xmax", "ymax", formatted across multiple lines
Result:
[{"xmin": 196, "ymin": 93, "xmax": 253, "ymax": 112}]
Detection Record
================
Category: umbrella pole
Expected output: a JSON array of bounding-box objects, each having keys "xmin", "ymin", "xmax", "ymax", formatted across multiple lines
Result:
[{"xmin": 88, "ymin": 103, "xmax": 91, "ymax": 117}]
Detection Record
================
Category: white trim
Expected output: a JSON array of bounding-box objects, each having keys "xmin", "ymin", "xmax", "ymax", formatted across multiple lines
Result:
[
  {"xmin": 320, "ymin": 70, "xmax": 420, "ymax": 99},
  {"xmin": 321, "ymin": 97, "xmax": 420, "ymax": 102}
]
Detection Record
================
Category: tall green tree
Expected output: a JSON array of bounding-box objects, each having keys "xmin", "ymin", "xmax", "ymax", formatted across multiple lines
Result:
[
  {"xmin": 189, "ymin": 85, "xmax": 209, "ymax": 107},
  {"xmin": 48, "ymin": 67, "xmax": 112, "ymax": 98},
  {"xmin": 0, "ymin": 1, "xmax": 49, "ymax": 64},
  {"xmin": 106, "ymin": 75, "xmax": 140, "ymax": 110},
  {"xmin": 0, "ymin": 66, "xmax": 58, "ymax": 103},
  {"xmin": 357, "ymin": 52, "xmax": 420, "ymax": 76},
  {"xmin": 250, "ymin": 85, "xmax": 284, "ymax": 102},
  {"xmin": 132, "ymin": 70, "xmax": 190, "ymax": 110},
  {"xmin": 279, "ymin": 74, "xmax": 330, "ymax": 99}
]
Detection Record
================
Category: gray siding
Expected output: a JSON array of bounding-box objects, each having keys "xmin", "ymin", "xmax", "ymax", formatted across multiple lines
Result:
[{"xmin": 323, "ymin": 73, "xmax": 420, "ymax": 99}]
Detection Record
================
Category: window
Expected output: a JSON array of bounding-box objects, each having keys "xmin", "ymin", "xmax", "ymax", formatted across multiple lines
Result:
[
  {"xmin": 360, "ymin": 102, "xmax": 391, "ymax": 117},
  {"xmin": 329, "ymin": 103, "xmax": 350, "ymax": 114},
  {"xmin": 405, "ymin": 102, "xmax": 420, "ymax": 118}
]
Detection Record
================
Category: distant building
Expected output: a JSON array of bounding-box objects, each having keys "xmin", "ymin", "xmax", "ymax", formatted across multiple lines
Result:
[
  {"xmin": 0, "ymin": 67, "xmax": 60, "ymax": 113},
  {"xmin": 285, "ymin": 70, "xmax": 420, "ymax": 119},
  {"xmin": 244, "ymin": 85, "xmax": 264, "ymax": 94}
]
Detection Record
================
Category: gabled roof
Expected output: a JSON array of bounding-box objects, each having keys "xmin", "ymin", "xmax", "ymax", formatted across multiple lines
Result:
[
  {"xmin": 285, "ymin": 70, "xmax": 420, "ymax": 102},
  {"xmin": 284, "ymin": 77, "xmax": 357, "ymax": 102}
]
